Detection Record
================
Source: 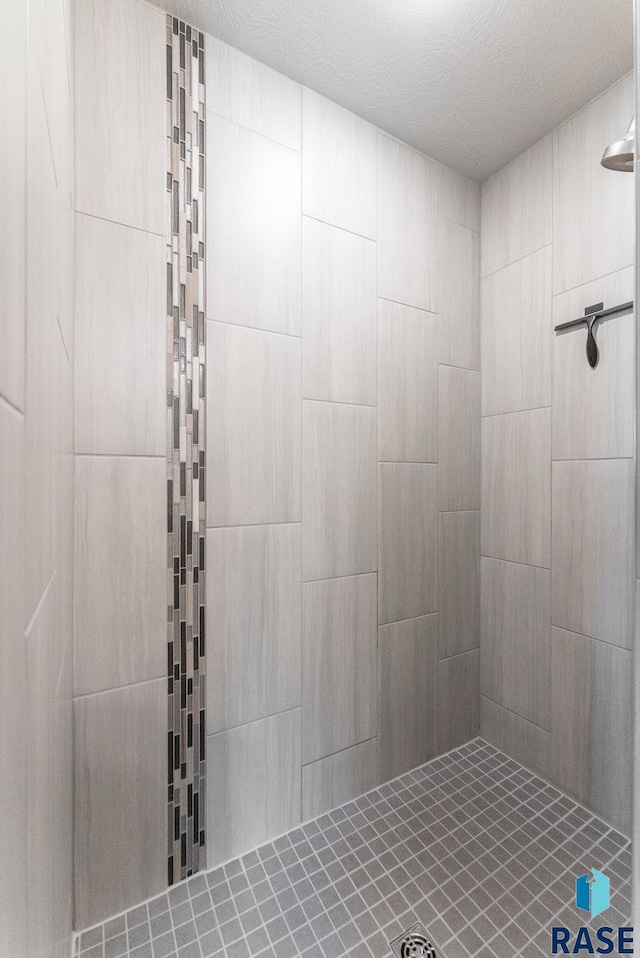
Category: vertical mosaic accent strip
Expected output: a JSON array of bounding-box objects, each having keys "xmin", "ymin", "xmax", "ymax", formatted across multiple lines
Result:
[{"xmin": 166, "ymin": 15, "xmax": 206, "ymax": 884}]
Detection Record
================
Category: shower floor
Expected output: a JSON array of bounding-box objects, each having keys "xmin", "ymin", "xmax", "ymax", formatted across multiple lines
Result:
[{"xmin": 74, "ymin": 739, "xmax": 631, "ymax": 958}]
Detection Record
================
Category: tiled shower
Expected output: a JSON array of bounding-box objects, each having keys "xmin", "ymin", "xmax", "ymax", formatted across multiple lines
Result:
[{"xmin": 0, "ymin": 0, "xmax": 636, "ymax": 956}]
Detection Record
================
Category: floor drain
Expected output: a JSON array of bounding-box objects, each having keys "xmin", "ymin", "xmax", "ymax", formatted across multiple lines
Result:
[{"xmin": 389, "ymin": 922, "xmax": 439, "ymax": 957}]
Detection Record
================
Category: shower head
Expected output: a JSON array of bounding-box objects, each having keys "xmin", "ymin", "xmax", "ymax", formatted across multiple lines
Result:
[{"xmin": 601, "ymin": 116, "xmax": 635, "ymax": 172}]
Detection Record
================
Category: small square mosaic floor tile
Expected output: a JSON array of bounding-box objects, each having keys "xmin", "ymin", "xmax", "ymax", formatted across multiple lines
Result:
[{"xmin": 74, "ymin": 739, "xmax": 632, "ymax": 958}]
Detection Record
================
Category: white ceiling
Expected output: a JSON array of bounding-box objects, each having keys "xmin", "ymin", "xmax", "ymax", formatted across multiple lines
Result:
[{"xmin": 161, "ymin": 0, "xmax": 634, "ymax": 181}]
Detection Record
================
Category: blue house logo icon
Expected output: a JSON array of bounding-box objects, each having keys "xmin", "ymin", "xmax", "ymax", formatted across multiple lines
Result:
[{"xmin": 576, "ymin": 869, "xmax": 610, "ymax": 919}]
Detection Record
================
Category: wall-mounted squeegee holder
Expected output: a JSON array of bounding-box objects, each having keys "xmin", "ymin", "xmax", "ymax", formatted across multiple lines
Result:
[{"xmin": 553, "ymin": 301, "xmax": 634, "ymax": 368}]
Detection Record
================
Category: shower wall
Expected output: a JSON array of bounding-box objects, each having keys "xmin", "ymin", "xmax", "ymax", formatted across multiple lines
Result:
[
  {"xmin": 70, "ymin": 1, "xmax": 481, "ymax": 928},
  {"xmin": 0, "ymin": 0, "xmax": 74, "ymax": 954},
  {"xmin": 480, "ymin": 72, "xmax": 635, "ymax": 835},
  {"xmin": 203, "ymin": 39, "xmax": 481, "ymax": 867},
  {"xmin": 72, "ymin": 0, "xmax": 167, "ymax": 931}
]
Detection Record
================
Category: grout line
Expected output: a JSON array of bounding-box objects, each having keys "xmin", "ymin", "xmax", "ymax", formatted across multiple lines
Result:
[
  {"xmin": 204, "ymin": 105, "xmax": 302, "ymax": 155},
  {"xmin": 377, "ymin": 294, "xmax": 438, "ymax": 315},
  {"xmin": 0, "ymin": 391, "xmax": 24, "ymax": 418},
  {"xmin": 302, "ymin": 212, "xmax": 376, "ymax": 244},
  {"xmin": 73, "ymin": 207, "xmax": 165, "ymax": 240},
  {"xmin": 301, "ymin": 736, "xmax": 379, "ymax": 770},
  {"xmin": 205, "ymin": 316, "xmax": 301, "ymax": 340},
  {"xmin": 72, "ymin": 675, "xmax": 165, "ymax": 702},
  {"xmin": 480, "ymin": 243, "xmax": 552, "ymax": 281}
]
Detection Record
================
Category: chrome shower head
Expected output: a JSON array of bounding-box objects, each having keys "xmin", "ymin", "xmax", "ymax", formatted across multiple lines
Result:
[{"xmin": 601, "ymin": 116, "xmax": 635, "ymax": 172}]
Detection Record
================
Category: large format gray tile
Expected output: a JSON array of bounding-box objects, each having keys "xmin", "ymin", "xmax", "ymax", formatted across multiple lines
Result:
[
  {"xmin": 481, "ymin": 696, "xmax": 550, "ymax": 779},
  {"xmin": 378, "ymin": 133, "xmax": 439, "ymax": 312},
  {"xmin": 26, "ymin": 582, "xmax": 72, "ymax": 958},
  {"xmin": 553, "ymin": 73, "xmax": 634, "ymax": 295},
  {"xmin": 74, "ymin": 457, "xmax": 165, "ymax": 696},
  {"xmin": 207, "ymin": 323, "xmax": 301, "ymax": 526},
  {"xmin": 377, "ymin": 300, "xmax": 438, "ymax": 463},
  {"xmin": 438, "ymin": 650, "xmax": 480, "ymax": 752},
  {"xmin": 551, "ymin": 459, "xmax": 633, "ymax": 649},
  {"xmin": 74, "ymin": 680, "xmax": 166, "ymax": 929},
  {"xmin": 439, "ymin": 512, "xmax": 480, "ymax": 659},
  {"xmin": 481, "ymin": 408, "xmax": 551, "ymax": 568},
  {"xmin": 0, "ymin": 0, "xmax": 26, "ymax": 410},
  {"xmin": 302, "ymin": 739, "xmax": 378, "ymax": 821},
  {"xmin": 207, "ymin": 710, "xmax": 301, "ymax": 866},
  {"xmin": 207, "ymin": 114, "xmax": 301, "ymax": 335},
  {"xmin": 378, "ymin": 614, "xmax": 438, "ymax": 782},
  {"xmin": 481, "ymin": 134, "xmax": 552, "ymax": 277},
  {"xmin": 550, "ymin": 627, "xmax": 632, "ymax": 835},
  {"xmin": 75, "ymin": 214, "xmax": 165, "ymax": 456},
  {"xmin": 206, "ymin": 35, "xmax": 301, "ymax": 149},
  {"xmin": 302, "ymin": 88, "xmax": 377, "ymax": 239},
  {"xmin": 75, "ymin": 0, "xmax": 165, "ymax": 232},
  {"xmin": 481, "ymin": 557, "xmax": 550, "ymax": 730},
  {"xmin": 378, "ymin": 463, "xmax": 438, "ymax": 625},
  {"xmin": 439, "ymin": 164, "xmax": 480, "ymax": 232},
  {"xmin": 439, "ymin": 365, "xmax": 480, "ymax": 511},
  {"xmin": 302, "ymin": 217, "xmax": 376, "ymax": 405},
  {"xmin": 302, "ymin": 401, "xmax": 377, "ymax": 580},
  {"xmin": 25, "ymin": 80, "xmax": 74, "ymax": 626},
  {"xmin": 207, "ymin": 524, "xmax": 301, "ymax": 734},
  {"xmin": 439, "ymin": 218, "xmax": 480, "ymax": 372},
  {"xmin": 302, "ymin": 574, "xmax": 377, "ymax": 763},
  {"xmin": 0, "ymin": 399, "xmax": 26, "ymax": 956},
  {"xmin": 481, "ymin": 246, "xmax": 552, "ymax": 417},
  {"xmin": 552, "ymin": 267, "xmax": 634, "ymax": 461}
]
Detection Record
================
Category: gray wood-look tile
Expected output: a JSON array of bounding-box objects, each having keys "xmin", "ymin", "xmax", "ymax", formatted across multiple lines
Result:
[
  {"xmin": 481, "ymin": 134, "xmax": 552, "ymax": 278},
  {"xmin": 74, "ymin": 680, "xmax": 166, "ymax": 929},
  {"xmin": 377, "ymin": 299, "xmax": 438, "ymax": 463},
  {"xmin": 75, "ymin": 0, "xmax": 165, "ymax": 233},
  {"xmin": 26, "ymin": 583, "xmax": 72, "ymax": 958},
  {"xmin": 378, "ymin": 463, "xmax": 438, "ymax": 625},
  {"xmin": 551, "ymin": 459, "xmax": 633, "ymax": 649},
  {"xmin": 480, "ymin": 696, "xmax": 550, "ymax": 779},
  {"xmin": 438, "ymin": 650, "xmax": 480, "ymax": 752},
  {"xmin": 439, "ymin": 218, "xmax": 480, "ymax": 372},
  {"xmin": 552, "ymin": 267, "xmax": 634, "ymax": 461},
  {"xmin": 302, "ymin": 88, "xmax": 377, "ymax": 239},
  {"xmin": 439, "ymin": 164, "xmax": 480, "ymax": 232},
  {"xmin": 25, "ymin": 99, "xmax": 74, "ymax": 624},
  {"xmin": 302, "ymin": 739, "xmax": 378, "ymax": 821},
  {"xmin": 377, "ymin": 133, "xmax": 439, "ymax": 312},
  {"xmin": 553, "ymin": 73, "xmax": 634, "ymax": 295},
  {"xmin": 302, "ymin": 574, "xmax": 377, "ymax": 763},
  {"xmin": 550, "ymin": 627, "xmax": 632, "ymax": 835},
  {"xmin": 207, "ymin": 323, "xmax": 301, "ymax": 527},
  {"xmin": 74, "ymin": 457, "xmax": 165, "ymax": 696},
  {"xmin": 207, "ymin": 524, "xmax": 301, "ymax": 734},
  {"xmin": 481, "ymin": 557, "xmax": 550, "ymax": 730},
  {"xmin": 302, "ymin": 217, "xmax": 377, "ymax": 406},
  {"xmin": 439, "ymin": 366, "xmax": 480, "ymax": 512},
  {"xmin": 439, "ymin": 512, "xmax": 480, "ymax": 659},
  {"xmin": 206, "ymin": 114, "xmax": 301, "ymax": 335},
  {"xmin": 0, "ymin": 0, "xmax": 26, "ymax": 412},
  {"xmin": 206, "ymin": 35, "xmax": 301, "ymax": 149},
  {"xmin": 0, "ymin": 400, "xmax": 26, "ymax": 954},
  {"xmin": 378, "ymin": 615, "xmax": 439, "ymax": 783},
  {"xmin": 481, "ymin": 408, "xmax": 551, "ymax": 568},
  {"xmin": 74, "ymin": 214, "xmax": 165, "ymax": 456},
  {"xmin": 207, "ymin": 710, "xmax": 302, "ymax": 867},
  {"xmin": 302, "ymin": 401, "xmax": 377, "ymax": 580},
  {"xmin": 480, "ymin": 246, "xmax": 552, "ymax": 417}
]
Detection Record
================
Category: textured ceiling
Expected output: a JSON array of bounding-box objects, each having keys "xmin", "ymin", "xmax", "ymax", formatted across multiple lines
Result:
[{"xmin": 159, "ymin": 0, "xmax": 634, "ymax": 181}]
